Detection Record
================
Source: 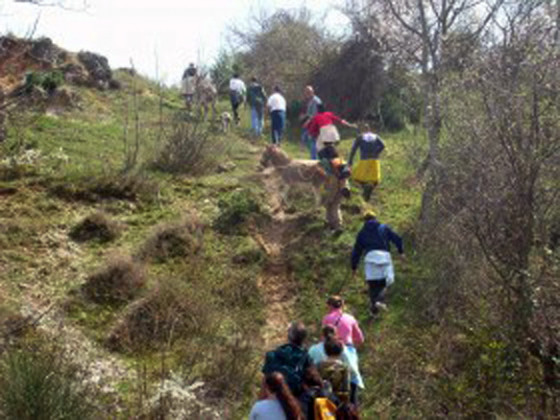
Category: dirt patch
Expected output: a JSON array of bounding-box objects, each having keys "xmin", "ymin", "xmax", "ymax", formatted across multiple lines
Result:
[{"xmin": 254, "ymin": 170, "xmax": 313, "ymax": 349}]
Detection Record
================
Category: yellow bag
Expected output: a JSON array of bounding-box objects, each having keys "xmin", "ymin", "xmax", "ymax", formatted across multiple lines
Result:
[
  {"xmin": 314, "ymin": 397, "xmax": 337, "ymax": 419},
  {"xmin": 352, "ymin": 159, "xmax": 380, "ymax": 184}
]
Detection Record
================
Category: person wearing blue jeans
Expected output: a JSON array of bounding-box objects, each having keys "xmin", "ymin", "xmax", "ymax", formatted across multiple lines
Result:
[
  {"xmin": 299, "ymin": 86, "xmax": 322, "ymax": 159},
  {"xmin": 301, "ymin": 129, "xmax": 317, "ymax": 159},
  {"xmin": 246, "ymin": 77, "xmax": 266, "ymax": 137},
  {"xmin": 266, "ymin": 86, "xmax": 287, "ymax": 145}
]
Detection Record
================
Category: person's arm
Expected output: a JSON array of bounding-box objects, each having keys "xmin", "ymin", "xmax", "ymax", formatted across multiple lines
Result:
[
  {"xmin": 352, "ymin": 319, "xmax": 365, "ymax": 346},
  {"xmin": 386, "ymin": 226, "xmax": 404, "ymax": 254},
  {"xmin": 306, "ymin": 117, "xmax": 318, "ymax": 137},
  {"xmin": 246, "ymin": 87, "xmax": 251, "ymax": 104},
  {"xmin": 378, "ymin": 137, "xmax": 385, "ymax": 153},
  {"xmin": 351, "ymin": 232, "xmax": 364, "ymax": 272},
  {"xmin": 348, "ymin": 137, "xmax": 360, "ymax": 166},
  {"xmin": 341, "ymin": 119, "xmax": 357, "ymax": 129}
]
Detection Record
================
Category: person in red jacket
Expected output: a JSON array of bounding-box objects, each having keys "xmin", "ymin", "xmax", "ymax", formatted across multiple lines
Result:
[{"xmin": 305, "ymin": 104, "xmax": 356, "ymax": 160}]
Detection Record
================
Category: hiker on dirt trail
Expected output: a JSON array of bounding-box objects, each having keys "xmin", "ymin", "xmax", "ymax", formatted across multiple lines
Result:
[
  {"xmin": 181, "ymin": 63, "xmax": 198, "ymax": 108},
  {"xmin": 267, "ymin": 86, "xmax": 287, "ymax": 145},
  {"xmin": 182, "ymin": 62, "xmax": 198, "ymax": 79},
  {"xmin": 247, "ymin": 76, "xmax": 267, "ymax": 137},
  {"xmin": 305, "ymin": 105, "xmax": 357, "ymax": 160},
  {"xmin": 299, "ymin": 366, "xmax": 339, "ymax": 420},
  {"xmin": 317, "ymin": 337, "xmax": 351, "ymax": 404},
  {"xmin": 299, "ymin": 86, "xmax": 322, "ymax": 160},
  {"xmin": 321, "ymin": 296, "xmax": 364, "ymax": 405},
  {"xmin": 351, "ymin": 210, "xmax": 404, "ymax": 316},
  {"xmin": 308, "ymin": 325, "xmax": 364, "ymax": 405},
  {"xmin": 348, "ymin": 123, "xmax": 385, "ymax": 202},
  {"xmin": 305, "ymin": 104, "xmax": 354, "ymax": 196},
  {"xmin": 229, "ymin": 73, "xmax": 246, "ymax": 125},
  {"xmin": 250, "ymin": 371, "xmax": 304, "ymax": 420},
  {"xmin": 262, "ymin": 321, "xmax": 313, "ymax": 397}
]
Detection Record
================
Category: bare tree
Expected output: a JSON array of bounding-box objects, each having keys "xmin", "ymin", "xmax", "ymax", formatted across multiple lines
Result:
[
  {"xmin": 229, "ymin": 8, "xmax": 336, "ymax": 100},
  {"xmin": 422, "ymin": 2, "xmax": 560, "ymax": 414},
  {"xmin": 13, "ymin": 0, "xmax": 88, "ymax": 9}
]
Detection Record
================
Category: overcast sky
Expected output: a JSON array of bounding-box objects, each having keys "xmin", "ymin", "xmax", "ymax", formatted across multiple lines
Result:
[{"xmin": 1, "ymin": 0, "xmax": 348, "ymax": 84}]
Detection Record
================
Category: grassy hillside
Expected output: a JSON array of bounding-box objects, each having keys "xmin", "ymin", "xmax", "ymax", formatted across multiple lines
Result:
[{"xmin": 0, "ymin": 69, "xmax": 426, "ymax": 418}]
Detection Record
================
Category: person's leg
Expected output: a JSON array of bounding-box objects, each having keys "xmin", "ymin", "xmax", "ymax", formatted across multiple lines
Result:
[
  {"xmin": 257, "ymin": 107, "xmax": 264, "ymax": 136},
  {"xmin": 310, "ymin": 138, "xmax": 317, "ymax": 160},
  {"xmin": 270, "ymin": 111, "xmax": 279, "ymax": 144},
  {"xmin": 250, "ymin": 107, "xmax": 258, "ymax": 135},
  {"xmin": 362, "ymin": 184, "xmax": 373, "ymax": 201},
  {"xmin": 233, "ymin": 102, "xmax": 241, "ymax": 124},
  {"xmin": 367, "ymin": 279, "xmax": 387, "ymax": 314},
  {"xmin": 350, "ymin": 382, "xmax": 358, "ymax": 405},
  {"xmin": 278, "ymin": 110, "xmax": 286, "ymax": 143},
  {"xmin": 325, "ymin": 186, "xmax": 343, "ymax": 230}
]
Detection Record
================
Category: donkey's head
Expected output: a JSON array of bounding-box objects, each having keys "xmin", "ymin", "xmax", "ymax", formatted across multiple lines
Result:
[{"xmin": 260, "ymin": 145, "xmax": 291, "ymax": 168}]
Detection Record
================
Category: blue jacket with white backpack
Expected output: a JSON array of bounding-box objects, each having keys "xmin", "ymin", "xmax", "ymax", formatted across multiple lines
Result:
[{"xmin": 351, "ymin": 219, "xmax": 404, "ymax": 273}]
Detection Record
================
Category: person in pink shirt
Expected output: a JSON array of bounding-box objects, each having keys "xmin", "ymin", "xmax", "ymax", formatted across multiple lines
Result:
[
  {"xmin": 322, "ymin": 295, "xmax": 364, "ymax": 347},
  {"xmin": 321, "ymin": 295, "xmax": 364, "ymax": 405}
]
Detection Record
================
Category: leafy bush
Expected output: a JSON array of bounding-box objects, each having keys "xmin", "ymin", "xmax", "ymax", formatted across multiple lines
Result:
[
  {"xmin": 0, "ymin": 342, "xmax": 94, "ymax": 420},
  {"xmin": 152, "ymin": 115, "xmax": 227, "ymax": 175},
  {"xmin": 81, "ymin": 254, "xmax": 146, "ymax": 306},
  {"xmin": 213, "ymin": 189, "xmax": 261, "ymax": 234},
  {"xmin": 69, "ymin": 211, "xmax": 120, "ymax": 243},
  {"xmin": 137, "ymin": 214, "xmax": 204, "ymax": 262},
  {"xmin": 24, "ymin": 70, "xmax": 64, "ymax": 94}
]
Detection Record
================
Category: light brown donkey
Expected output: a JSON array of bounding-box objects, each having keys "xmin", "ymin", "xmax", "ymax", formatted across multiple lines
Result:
[{"xmin": 259, "ymin": 145, "xmax": 348, "ymax": 229}]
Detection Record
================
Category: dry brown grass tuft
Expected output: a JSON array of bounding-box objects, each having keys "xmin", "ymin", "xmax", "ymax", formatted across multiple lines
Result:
[
  {"xmin": 105, "ymin": 277, "xmax": 212, "ymax": 352},
  {"xmin": 49, "ymin": 173, "xmax": 157, "ymax": 203},
  {"xmin": 69, "ymin": 211, "xmax": 120, "ymax": 243},
  {"xmin": 81, "ymin": 254, "xmax": 146, "ymax": 306},
  {"xmin": 137, "ymin": 214, "xmax": 204, "ymax": 262}
]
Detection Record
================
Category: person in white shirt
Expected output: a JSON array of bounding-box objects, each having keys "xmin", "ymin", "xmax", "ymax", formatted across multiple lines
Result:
[
  {"xmin": 266, "ymin": 86, "xmax": 287, "ymax": 145},
  {"xmin": 229, "ymin": 73, "xmax": 246, "ymax": 124}
]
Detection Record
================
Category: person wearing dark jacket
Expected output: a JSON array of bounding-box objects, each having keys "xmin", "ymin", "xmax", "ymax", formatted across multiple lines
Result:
[
  {"xmin": 348, "ymin": 123, "xmax": 385, "ymax": 201},
  {"xmin": 351, "ymin": 210, "xmax": 404, "ymax": 315},
  {"xmin": 262, "ymin": 321, "xmax": 313, "ymax": 397},
  {"xmin": 246, "ymin": 76, "xmax": 267, "ymax": 137}
]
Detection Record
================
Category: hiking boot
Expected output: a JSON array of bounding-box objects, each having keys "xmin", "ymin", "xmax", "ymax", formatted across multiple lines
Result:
[{"xmin": 375, "ymin": 302, "xmax": 388, "ymax": 312}]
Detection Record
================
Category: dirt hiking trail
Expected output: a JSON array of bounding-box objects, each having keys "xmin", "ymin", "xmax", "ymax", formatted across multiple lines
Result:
[{"xmin": 255, "ymin": 168, "xmax": 303, "ymax": 349}]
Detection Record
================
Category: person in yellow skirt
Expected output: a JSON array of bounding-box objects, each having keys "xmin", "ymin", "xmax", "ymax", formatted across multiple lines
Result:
[{"xmin": 348, "ymin": 123, "xmax": 385, "ymax": 201}]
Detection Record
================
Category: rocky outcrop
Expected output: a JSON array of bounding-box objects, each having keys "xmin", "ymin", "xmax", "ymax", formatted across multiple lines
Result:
[
  {"xmin": 28, "ymin": 37, "xmax": 67, "ymax": 65},
  {"xmin": 77, "ymin": 51, "xmax": 114, "ymax": 90},
  {"xmin": 0, "ymin": 36, "xmax": 119, "ymax": 94}
]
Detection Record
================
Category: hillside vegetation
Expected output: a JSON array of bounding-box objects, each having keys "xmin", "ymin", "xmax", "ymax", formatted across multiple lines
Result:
[{"xmin": 1, "ymin": 4, "xmax": 559, "ymax": 415}]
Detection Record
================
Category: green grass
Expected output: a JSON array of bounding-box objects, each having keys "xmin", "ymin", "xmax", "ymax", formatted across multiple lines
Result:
[{"xmin": 0, "ymin": 69, "xmax": 431, "ymax": 417}]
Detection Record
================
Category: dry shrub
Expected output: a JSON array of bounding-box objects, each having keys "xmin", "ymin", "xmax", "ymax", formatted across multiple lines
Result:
[
  {"xmin": 138, "ymin": 214, "xmax": 204, "ymax": 262},
  {"xmin": 81, "ymin": 254, "xmax": 146, "ymax": 306},
  {"xmin": 152, "ymin": 116, "xmax": 227, "ymax": 175},
  {"xmin": 69, "ymin": 211, "xmax": 120, "ymax": 243},
  {"xmin": 49, "ymin": 173, "xmax": 157, "ymax": 203},
  {"xmin": 106, "ymin": 278, "xmax": 213, "ymax": 352}
]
